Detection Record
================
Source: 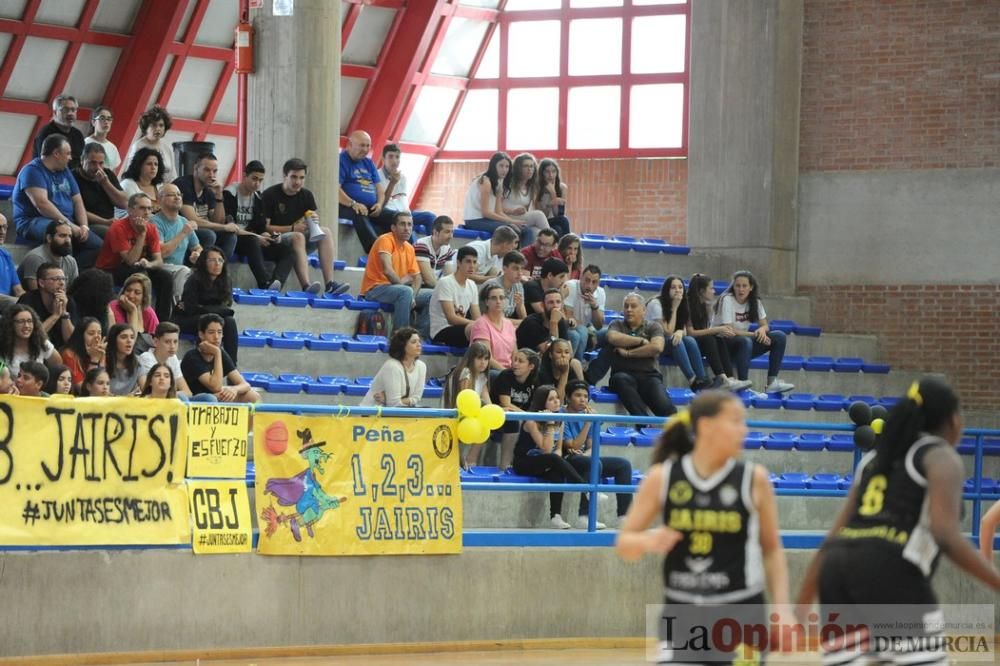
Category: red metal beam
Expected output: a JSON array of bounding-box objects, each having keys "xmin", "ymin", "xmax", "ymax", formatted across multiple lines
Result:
[
  {"xmin": 191, "ymin": 61, "xmax": 235, "ymax": 142},
  {"xmin": 0, "ymin": 18, "xmax": 129, "ymax": 47},
  {"xmin": 341, "ymin": 3, "xmax": 362, "ymax": 51},
  {"xmin": 103, "ymin": 2, "xmax": 190, "ymax": 150},
  {"xmin": 0, "ymin": 0, "xmax": 41, "ymax": 97},
  {"xmin": 156, "ymin": 0, "xmax": 213, "ymax": 108}
]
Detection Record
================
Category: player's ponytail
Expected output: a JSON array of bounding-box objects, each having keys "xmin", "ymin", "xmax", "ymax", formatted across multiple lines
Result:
[
  {"xmin": 874, "ymin": 376, "xmax": 960, "ymax": 473},
  {"xmin": 652, "ymin": 390, "xmax": 739, "ymax": 465}
]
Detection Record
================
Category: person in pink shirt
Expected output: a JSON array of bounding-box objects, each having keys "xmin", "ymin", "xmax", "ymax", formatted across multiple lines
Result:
[{"xmin": 469, "ymin": 283, "xmax": 517, "ymax": 375}]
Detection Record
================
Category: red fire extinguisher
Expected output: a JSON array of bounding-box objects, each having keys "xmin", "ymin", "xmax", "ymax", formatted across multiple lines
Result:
[{"xmin": 235, "ymin": 20, "xmax": 254, "ymax": 73}]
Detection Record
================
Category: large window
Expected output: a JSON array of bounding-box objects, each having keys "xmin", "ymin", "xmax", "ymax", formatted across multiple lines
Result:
[{"xmin": 442, "ymin": 0, "xmax": 689, "ymax": 158}]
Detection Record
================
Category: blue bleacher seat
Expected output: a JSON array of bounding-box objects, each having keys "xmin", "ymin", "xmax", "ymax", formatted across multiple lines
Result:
[
  {"xmin": 808, "ymin": 474, "xmax": 841, "ymax": 490},
  {"xmin": 794, "ymin": 324, "xmax": 822, "ymax": 337},
  {"xmin": 783, "ymin": 393, "xmax": 815, "ymax": 410},
  {"xmin": 862, "ymin": 362, "xmax": 891, "ymax": 374},
  {"xmin": 317, "ymin": 375, "xmax": 349, "ymax": 389},
  {"xmin": 273, "ymin": 292, "xmax": 311, "ymax": 307},
  {"xmin": 304, "ymin": 336, "xmax": 343, "ymax": 351},
  {"xmin": 343, "ymin": 377, "xmax": 373, "ymax": 396},
  {"xmin": 878, "ymin": 396, "xmax": 900, "ymax": 408},
  {"xmin": 420, "ymin": 342, "xmax": 451, "ymax": 355},
  {"xmin": 592, "ymin": 387, "xmax": 618, "ymax": 404},
  {"xmin": 238, "ymin": 332, "xmax": 269, "ymax": 348},
  {"xmin": 305, "ymin": 378, "xmax": 342, "ymax": 395},
  {"xmin": 233, "ymin": 290, "xmax": 272, "ymax": 305},
  {"xmin": 243, "ymin": 372, "xmax": 273, "ymax": 389},
  {"xmin": 765, "ymin": 433, "xmax": 798, "ymax": 451},
  {"xmin": 749, "ymin": 356, "xmax": 769, "ymax": 370},
  {"xmin": 839, "ymin": 474, "xmax": 854, "ymax": 490},
  {"xmin": 357, "ymin": 256, "xmax": 367, "ymax": 267},
  {"xmin": 634, "ymin": 427, "xmax": 658, "ymax": 447},
  {"xmin": 632, "ymin": 238, "xmax": 667, "ymax": 253},
  {"xmin": 769, "ymin": 320, "xmax": 796, "ymax": 334},
  {"xmin": 277, "ymin": 374, "xmax": 310, "ymax": 391},
  {"xmin": 797, "ymin": 434, "xmax": 829, "ymax": 451},
  {"xmin": 311, "ymin": 294, "xmax": 347, "ymax": 309},
  {"xmin": 580, "ymin": 233, "xmax": 609, "ymax": 249},
  {"xmin": 268, "ymin": 334, "xmax": 304, "ymax": 350},
  {"xmin": 602, "ymin": 275, "xmax": 638, "ymax": 290},
  {"xmin": 780, "ymin": 355, "xmax": 804, "ymax": 371},
  {"xmin": 775, "ymin": 473, "xmax": 809, "ymax": 489},
  {"xmin": 635, "ymin": 278, "xmax": 664, "ymax": 292},
  {"xmin": 744, "ymin": 431, "xmax": 767, "ymax": 449},
  {"xmin": 667, "ymin": 387, "xmax": 694, "ymax": 406},
  {"xmin": 834, "ymin": 357, "xmax": 864, "ymax": 373},
  {"xmin": 751, "ymin": 393, "xmax": 783, "ymax": 410},
  {"xmin": 815, "ymin": 394, "xmax": 846, "ymax": 411},
  {"xmin": 827, "ymin": 434, "xmax": 855, "ymax": 452},
  {"xmin": 267, "ymin": 376, "xmax": 303, "ymax": 393},
  {"xmin": 346, "ymin": 298, "xmax": 380, "ymax": 311},
  {"xmin": 601, "ymin": 427, "xmax": 633, "ymax": 446},
  {"xmin": 803, "ymin": 356, "xmax": 834, "ymax": 372},
  {"xmin": 847, "ymin": 394, "xmax": 877, "ymax": 406}
]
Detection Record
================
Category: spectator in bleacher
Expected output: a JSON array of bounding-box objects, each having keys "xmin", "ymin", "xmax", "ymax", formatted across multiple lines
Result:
[
  {"xmin": 141, "ymin": 362, "xmax": 177, "ymax": 399},
  {"xmin": 15, "ymin": 360, "xmax": 49, "ymax": 398},
  {"xmin": 17, "ymin": 263, "xmax": 77, "ymax": 349},
  {"xmin": 0, "ymin": 304, "xmax": 62, "ymax": 375},
  {"xmin": 378, "ymin": 143, "xmax": 435, "ymax": 234},
  {"xmin": 512, "ymin": 384, "xmax": 588, "ymax": 530},
  {"xmin": 517, "ymin": 288, "xmax": 570, "ymax": 355},
  {"xmin": 44, "ymin": 364, "xmax": 73, "ymax": 396},
  {"xmin": 13, "ymin": 134, "xmax": 101, "ymax": 268},
  {"xmin": 714, "ymin": 270, "xmax": 794, "ymax": 394},
  {"xmin": 73, "ymin": 142, "xmax": 128, "ymax": 238},
  {"xmin": 560, "ymin": 379, "xmax": 633, "ymax": 528},
  {"xmin": 603, "ymin": 293, "xmax": 676, "ymax": 418},
  {"xmin": 464, "ymin": 224, "xmax": 519, "ymax": 285},
  {"xmin": 646, "ymin": 275, "xmax": 712, "ymax": 392},
  {"xmin": 67, "ymin": 268, "xmax": 115, "ymax": 333},
  {"xmin": 686, "ymin": 273, "xmax": 749, "ymax": 392},
  {"xmin": 0, "ymin": 213, "xmax": 24, "ymax": 311},
  {"xmin": 223, "ymin": 161, "xmax": 287, "ymax": 291},
  {"xmin": 482, "ymin": 250, "xmax": 527, "ymax": 323},
  {"xmin": 537, "ymin": 337, "xmax": 584, "ymax": 401},
  {"xmin": 123, "ymin": 105, "xmax": 175, "ymax": 183},
  {"xmin": 535, "ymin": 158, "xmax": 571, "ymax": 238},
  {"xmin": 109, "ymin": 273, "xmax": 158, "ymax": 340},
  {"xmin": 95, "ymin": 193, "xmax": 175, "ymax": 322},
  {"xmin": 84, "ymin": 105, "xmax": 120, "ymax": 171},
  {"xmin": 501, "ymin": 153, "xmax": 551, "ymax": 246},
  {"xmin": 429, "ymin": 246, "xmax": 480, "ymax": 346},
  {"xmin": 153, "ymin": 183, "xmax": 200, "ymax": 301},
  {"xmin": 361, "ymin": 326, "xmax": 426, "ymax": 408},
  {"xmin": 491, "ymin": 347, "xmax": 540, "ymax": 471},
  {"xmin": 339, "ymin": 130, "xmax": 386, "ymax": 254},
  {"xmin": 181, "ymin": 313, "xmax": 261, "ymax": 403},
  {"xmin": 105, "ymin": 323, "xmax": 141, "ymax": 396},
  {"xmin": 557, "ymin": 233, "xmax": 582, "ymax": 280},
  {"xmin": 563, "ymin": 264, "xmax": 606, "ymax": 362},
  {"xmin": 521, "ymin": 228, "xmax": 562, "ymax": 280},
  {"xmin": 462, "ymin": 152, "xmax": 524, "ymax": 236},
  {"xmin": 444, "ymin": 342, "xmax": 492, "ymax": 470},
  {"xmin": 174, "ymin": 152, "xmax": 237, "ymax": 260},
  {"xmin": 18, "ymin": 220, "xmax": 78, "ymax": 292},
  {"xmin": 469, "ymin": 283, "xmax": 518, "ymax": 372},
  {"xmin": 261, "ymin": 157, "xmax": 348, "ymax": 296},
  {"xmin": 118, "ymin": 147, "xmax": 164, "ymax": 217},
  {"xmin": 80, "ymin": 367, "xmax": 111, "ymax": 396},
  {"xmin": 174, "ymin": 246, "xmax": 239, "ymax": 363},
  {"xmin": 137, "ymin": 321, "xmax": 204, "ymax": 401},
  {"xmin": 524, "ymin": 258, "xmax": 569, "ymax": 315},
  {"xmin": 360, "ymin": 212, "xmax": 421, "ymax": 333},
  {"xmin": 32, "ymin": 95, "xmax": 84, "ymax": 168},
  {"xmin": 414, "ymin": 215, "xmax": 455, "ymax": 337},
  {"xmin": 61, "ymin": 316, "xmax": 105, "ymax": 385},
  {"xmin": 0, "ymin": 361, "xmax": 14, "ymax": 395}
]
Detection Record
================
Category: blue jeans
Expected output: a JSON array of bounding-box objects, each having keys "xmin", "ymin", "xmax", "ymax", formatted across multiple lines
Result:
[
  {"xmin": 411, "ymin": 210, "xmax": 437, "ymax": 233},
  {"xmin": 566, "ymin": 324, "xmax": 588, "ymax": 361},
  {"xmin": 667, "ymin": 335, "xmax": 708, "ymax": 381},
  {"xmin": 414, "ymin": 287, "xmax": 433, "ymax": 339},
  {"xmin": 17, "ymin": 215, "xmax": 102, "ymax": 269},
  {"xmin": 196, "ymin": 229, "xmax": 237, "ymax": 260},
  {"xmin": 180, "ymin": 392, "xmax": 219, "ymax": 403},
  {"xmin": 463, "ymin": 218, "xmax": 505, "ymax": 235},
  {"xmin": 365, "ymin": 283, "xmax": 413, "ymax": 331},
  {"xmin": 565, "ymin": 454, "xmax": 633, "ymax": 517},
  {"xmin": 727, "ymin": 330, "xmax": 787, "ymax": 380}
]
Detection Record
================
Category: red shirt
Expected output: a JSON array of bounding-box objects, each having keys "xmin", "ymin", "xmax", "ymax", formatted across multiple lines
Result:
[
  {"xmin": 96, "ymin": 218, "xmax": 162, "ymax": 271},
  {"xmin": 521, "ymin": 246, "xmax": 563, "ymax": 280}
]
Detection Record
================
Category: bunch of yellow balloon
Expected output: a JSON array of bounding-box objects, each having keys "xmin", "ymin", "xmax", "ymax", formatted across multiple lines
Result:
[{"xmin": 455, "ymin": 389, "xmax": 506, "ymax": 444}]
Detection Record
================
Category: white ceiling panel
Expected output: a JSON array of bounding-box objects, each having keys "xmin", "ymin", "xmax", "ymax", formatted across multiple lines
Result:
[
  {"xmin": 214, "ymin": 74, "xmax": 238, "ymax": 124},
  {"xmin": 91, "ymin": 0, "xmax": 141, "ymax": 34},
  {"xmin": 35, "ymin": 0, "xmax": 85, "ymax": 27},
  {"xmin": 430, "ymin": 17, "xmax": 489, "ymax": 78},
  {"xmin": 401, "ymin": 86, "xmax": 459, "ymax": 144},
  {"xmin": 0, "ymin": 33, "xmax": 12, "ymax": 66},
  {"xmin": 195, "ymin": 0, "xmax": 238, "ymax": 48},
  {"xmin": 64, "ymin": 44, "xmax": 122, "ymax": 107},
  {"xmin": 6, "ymin": 37, "xmax": 67, "ymax": 101},
  {"xmin": 339, "ymin": 76, "xmax": 367, "ymax": 134},
  {"xmin": 174, "ymin": 0, "xmax": 197, "ymax": 41},
  {"xmin": 342, "ymin": 6, "xmax": 396, "ymax": 66},
  {"xmin": 0, "ymin": 0, "xmax": 28, "ymax": 20},
  {"xmin": 0, "ymin": 112, "xmax": 39, "ymax": 175},
  {"xmin": 148, "ymin": 55, "xmax": 175, "ymax": 109},
  {"xmin": 167, "ymin": 57, "xmax": 225, "ymax": 119}
]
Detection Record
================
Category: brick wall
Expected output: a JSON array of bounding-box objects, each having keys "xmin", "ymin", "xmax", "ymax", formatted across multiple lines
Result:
[
  {"xmin": 416, "ymin": 158, "xmax": 688, "ymax": 242},
  {"xmin": 800, "ymin": 0, "xmax": 1000, "ymax": 171},
  {"xmin": 800, "ymin": 284, "xmax": 1000, "ymax": 410}
]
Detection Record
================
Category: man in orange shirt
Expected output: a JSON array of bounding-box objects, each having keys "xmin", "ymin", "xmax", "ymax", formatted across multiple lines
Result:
[{"xmin": 360, "ymin": 212, "xmax": 421, "ymax": 332}]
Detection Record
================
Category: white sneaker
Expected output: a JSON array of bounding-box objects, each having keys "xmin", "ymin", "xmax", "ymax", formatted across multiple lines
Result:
[
  {"xmin": 306, "ymin": 280, "xmax": 323, "ymax": 295},
  {"xmin": 765, "ymin": 378, "xmax": 795, "ymax": 394},
  {"xmin": 598, "ymin": 492, "xmax": 609, "ymax": 501},
  {"xmin": 266, "ymin": 279, "xmax": 281, "ymax": 291},
  {"xmin": 550, "ymin": 514, "xmax": 571, "ymax": 529},
  {"xmin": 576, "ymin": 515, "xmax": 607, "ymax": 530},
  {"xmin": 725, "ymin": 378, "xmax": 753, "ymax": 392}
]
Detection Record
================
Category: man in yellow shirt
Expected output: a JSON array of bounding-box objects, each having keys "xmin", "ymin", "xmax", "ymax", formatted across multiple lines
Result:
[{"xmin": 360, "ymin": 212, "xmax": 421, "ymax": 332}]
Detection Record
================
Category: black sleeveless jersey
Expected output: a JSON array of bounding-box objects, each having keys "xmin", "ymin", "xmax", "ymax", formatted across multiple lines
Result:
[
  {"xmin": 835, "ymin": 434, "xmax": 948, "ymax": 577},
  {"xmin": 660, "ymin": 455, "xmax": 762, "ymax": 603}
]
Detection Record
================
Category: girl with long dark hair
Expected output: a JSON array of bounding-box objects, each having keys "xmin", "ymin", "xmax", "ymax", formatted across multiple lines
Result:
[
  {"xmin": 686, "ymin": 274, "xmax": 749, "ymax": 392},
  {"xmin": 118, "ymin": 147, "xmax": 164, "ymax": 216},
  {"xmin": 462, "ymin": 152, "xmax": 523, "ymax": 235},
  {"xmin": 105, "ymin": 323, "xmax": 141, "ymax": 396},
  {"xmin": 535, "ymin": 158, "xmax": 571, "ymax": 237},
  {"xmin": 0, "ymin": 304, "xmax": 61, "ymax": 375},
  {"xmin": 500, "ymin": 152, "xmax": 551, "ymax": 245},
  {"xmin": 445, "ymin": 342, "xmax": 493, "ymax": 471},
  {"xmin": 491, "ymin": 348, "xmax": 541, "ymax": 471},
  {"xmin": 647, "ymin": 275, "xmax": 711, "ymax": 391},
  {"xmin": 173, "ymin": 246, "xmax": 239, "ymax": 362},
  {"xmin": 61, "ymin": 316, "xmax": 106, "ymax": 385}
]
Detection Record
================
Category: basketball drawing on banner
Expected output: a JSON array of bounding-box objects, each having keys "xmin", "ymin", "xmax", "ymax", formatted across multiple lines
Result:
[{"xmin": 260, "ymin": 426, "xmax": 347, "ymax": 543}]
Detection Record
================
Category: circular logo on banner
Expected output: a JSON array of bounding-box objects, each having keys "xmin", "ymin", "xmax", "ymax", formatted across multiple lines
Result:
[
  {"xmin": 433, "ymin": 425, "xmax": 454, "ymax": 459},
  {"xmin": 668, "ymin": 480, "xmax": 693, "ymax": 506}
]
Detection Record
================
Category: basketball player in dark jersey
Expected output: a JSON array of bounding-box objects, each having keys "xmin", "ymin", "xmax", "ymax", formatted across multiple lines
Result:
[
  {"xmin": 797, "ymin": 377, "xmax": 1000, "ymax": 666},
  {"xmin": 616, "ymin": 391, "xmax": 789, "ymax": 664}
]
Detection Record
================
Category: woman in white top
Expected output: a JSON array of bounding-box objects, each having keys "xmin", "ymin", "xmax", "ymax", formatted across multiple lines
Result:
[
  {"xmin": 117, "ymin": 147, "xmax": 164, "ymax": 217},
  {"xmin": 84, "ymin": 105, "xmax": 121, "ymax": 171},
  {"xmin": 534, "ymin": 158, "xmax": 571, "ymax": 238},
  {"xmin": 361, "ymin": 327, "xmax": 427, "ymax": 408},
  {"xmin": 501, "ymin": 153, "xmax": 551, "ymax": 245},
  {"xmin": 0, "ymin": 305, "xmax": 61, "ymax": 376},
  {"xmin": 463, "ymin": 152, "xmax": 524, "ymax": 237},
  {"xmin": 122, "ymin": 105, "xmax": 175, "ymax": 183}
]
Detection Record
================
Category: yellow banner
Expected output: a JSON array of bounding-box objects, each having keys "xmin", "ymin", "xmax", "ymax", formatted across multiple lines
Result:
[
  {"xmin": 186, "ymin": 404, "xmax": 250, "ymax": 478},
  {"xmin": 0, "ymin": 395, "xmax": 190, "ymax": 546},
  {"xmin": 188, "ymin": 480, "xmax": 253, "ymax": 554},
  {"xmin": 253, "ymin": 415, "xmax": 461, "ymax": 556}
]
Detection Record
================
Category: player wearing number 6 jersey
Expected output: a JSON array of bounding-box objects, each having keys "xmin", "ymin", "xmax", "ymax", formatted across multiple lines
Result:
[
  {"xmin": 616, "ymin": 391, "xmax": 790, "ymax": 665},
  {"xmin": 797, "ymin": 377, "xmax": 1000, "ymax": 666}
]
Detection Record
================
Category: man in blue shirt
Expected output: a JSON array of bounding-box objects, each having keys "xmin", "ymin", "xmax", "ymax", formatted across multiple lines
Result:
[
  {"xmin": 0, "ymin": 213, "xmax": 25, "ymax": 313},
  {"xmin": 338, "ymin": 130, "xmax": 386, "ymax": 254},
  {"xmin": 12, "ymin": 134, "xmax": 102, "ymax": 268}
]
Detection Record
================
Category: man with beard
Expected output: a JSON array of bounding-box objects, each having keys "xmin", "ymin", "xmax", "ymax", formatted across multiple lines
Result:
[
  {"xmin": 72, "ymin": 142, "xmax": 128, "ymax": 238},
  {"xmin": 516, "ymin": 288, "xmax": 570, "ymax": 354},
  {"xmin": 18, "ymin": 220, "xmax": 79, "ymax": 292},
  {"xmin": 17, "ymin": 262, "xmax": 78, "ymax": 349},
  {"xmin": 32, "ymin": 94, "xmax": 85, "ymax": 167}
]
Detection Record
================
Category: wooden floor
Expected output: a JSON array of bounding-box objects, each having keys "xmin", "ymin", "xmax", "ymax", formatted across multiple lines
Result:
[{"xmin": 120, "ymin": 649, "xmax": 650, "ymax": 666}]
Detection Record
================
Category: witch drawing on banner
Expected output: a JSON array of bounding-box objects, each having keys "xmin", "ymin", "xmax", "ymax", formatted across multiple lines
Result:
[{"xmin": 261, "ymin": 427, "xmax": 348, "ymax": 542}]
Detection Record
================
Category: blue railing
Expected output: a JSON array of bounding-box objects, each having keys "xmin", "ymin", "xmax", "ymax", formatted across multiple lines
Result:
[{"xmin": 255, "ymin": 404, "xmax": 1000, "ymax": 549}]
